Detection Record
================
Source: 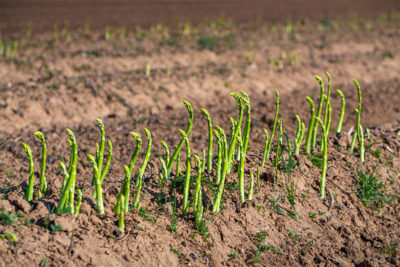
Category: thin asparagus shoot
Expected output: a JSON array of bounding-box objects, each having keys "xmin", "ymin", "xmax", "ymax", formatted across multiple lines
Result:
[
  {"xmin": 294, "ymin": 115, "xmax": 305, "ymax": 155},
  {"xmin": 357, "ymin": 116, "xmax": 365, "ymax": 163},
  {"xmin": 129, "ymin": 132, "xmax": 142, "ymax": 186},
  {"xmin": 241, "ymin": 91, "xmax": 251, "ymax": 158},
  {"xmin": 312, "ymin": 76, "xmax": 326, "ymax": 148},
  {"xmin": 201, "ymin": 149, "xmax": 206, "ymax": 173},
  {"xmin": 350, "ymin": 79, "xmax": 362, "ymax": 152},
  {"xmin": 274, "ymin": 118, "xmax": 283, "ymax": 188},
  {"xmin": 322, "ymin": 101, "xmax": 332, "ymax": 149},
  {"xmin": 213, "ymin": 126, "xmax": 228, "ymax": 213},
  {"xmin": 86, "ymin": 154, "xmax": 104, "ymax": 214},
  {"xmin": 180, "ymin": 129, "xmax": 191, "ymax": 213},
  {"xmin": 166, "ymin": 100, "xmax": 193, "ymax": 178},
  {"xmin": 100, "ymin": 140, "xmax": 112, "ymax": 184},
  {"xmin": 261, "ymin": 129, "xmax": 269, "ymax": 166},
  {"xmin": 56, "ymin": 129, "xmax": 78, "ymax": 214},
  {"xmin": 214, "ymin": 130, "xmax": 223, "ymax": 185},
  {"xmin": 201, "ymin": 108, "xmax": 213, "ymax": 172},
  {"xmin": 237, "ymin": 136, "xmax": 245, "ymax": 203},
  {"xmin": 133, "ymin": 128, "xmax": 152, "ymax": 209},
  {"xmin": 114, "ymin": 165, "xmax": 131, "ymax": 214},
  {"xmin": 336, "ymin": 89, "xmax": 345, "ymax": 134},
  {"xmin": 193, "ymin": 154, "xmax": 203, "ymax": 211},
  {"xmin": 304, "ymin": 97, "xmax": 315, "ymax": 154},
  {"xmin": 323, "ymin": 72, "xmax": 332, "ymax": 130},
  {"xmin": 22, "ymin": 142, "xmax": 34, "ymax": 202},
  {"xmin": 118, "ymin": 195, "xmax": 125, "ymax": 233},
  {"xmin": 315, "ymin": 117, "xmax": 328, "ymax": 199},
  {"xmin": 34, "ymin": 131, "xmax": 47, "ymax": 198},
  {"xmin": 227, "ymin": 93, "xmax": 244, "ymax": 172},
  {"xmin": 248, "ymin": 172, "xmax": 254, "ymax": 201},
  {"xmin": 123, "ymin": 165, "xmax": 131, "ymax": 212},
  {"xmin": 161, "ymin": 141, "xmax": 170, "ymax": 166},
  {"xmin": 91, "ymin": 119, "xmax": 112, "ymax": 198},
  {"xmin": 176, "ymin": 147, "xmax": 181, "ymax": 176},
  {"xmin": 262, "ymin": 90, "xmax": 279, "ymax": 166}
]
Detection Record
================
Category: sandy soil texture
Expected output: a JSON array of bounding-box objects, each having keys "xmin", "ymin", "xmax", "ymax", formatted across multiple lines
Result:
[{"xmin": 0, "ymin": 15, "xmax": 400, "ymax": 266}]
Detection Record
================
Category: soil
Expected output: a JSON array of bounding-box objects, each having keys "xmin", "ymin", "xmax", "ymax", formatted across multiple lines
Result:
[
  {"xmin": 2, "ymin": 0, "xmax": 400, "ymax": 36},
  {"xmin": 1, "ymin": 15, "xmax": 400, "ymax": 266}
]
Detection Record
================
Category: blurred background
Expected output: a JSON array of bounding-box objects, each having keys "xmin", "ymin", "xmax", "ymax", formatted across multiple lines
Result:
[{"xmin": 1, "ymin": 0, "xmax": 400, "ymax": 36}]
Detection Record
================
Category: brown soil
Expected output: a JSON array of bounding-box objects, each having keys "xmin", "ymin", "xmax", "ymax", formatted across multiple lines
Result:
[
  {"xmin": 2, "ymin": 0, "xmax": 399, "ymax": 36},
  {"xmin": 1, "ymin": 16, "xmax": 400, "ymax": 266}
]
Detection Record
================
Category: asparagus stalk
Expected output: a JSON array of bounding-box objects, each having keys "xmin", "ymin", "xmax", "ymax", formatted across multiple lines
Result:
[
  {"xmin": 201, "ymin": 108, "xmax": 213, "ymax": 172},
  {"xmin": 34, "ymin": 132, "xmax": 47, "ymax": 198},
  {"xmin": 22, "ymin": 143, "xmax": 34, "ymax": 202},
  {"xmin": 312, "ymin": 76, "xmax": 326, "ymax": 148},
  {"xmin": 304, "ymin": 97, "xmax": 315, "ymax": 154},
  {"xmin": 350, "ymin": 79, "xmax": 362, "ymax": 152},
  {"xmin": 166, "ymin": 101, "xmax": 193, "ymax": 179},
  {"xmin": 336, "ymin": 89, "xmax": 345, "ymax": 134},
  {"xmin": 262, "ymin": 90, "xmax": 279, "ymax": 166},
  {"xmin": 315, "ymin": 117, "xmax": 328, "ymax": 199},
  {"xmin": 133, "ymin": 128, "xmax": 152, "ymax": 208},
  {"xmin": 180, "ymin": 130, "xmax": 191, "ymax": 213}
]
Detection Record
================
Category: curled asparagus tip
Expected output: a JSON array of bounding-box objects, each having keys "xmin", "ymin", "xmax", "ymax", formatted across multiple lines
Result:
[
  {"xmin": 263, "ymin": 129, "xmax": 269, "ymax": 138},
  {"xmin": 240, "ymin": 90, "xmax": 249, "ymax": 99},
  {"xmin": 66, "ymin": 128, "xmax": 77, "ymax": 143},
  {"xmin": 230, "ymin": 92, "xmax": 242, "ymax": 104},
  {"xmin": 96, "ymin": 118, "xmax": 105, "ymax": 130},
  {"xmin": 86, "ymin": 154, "xmax": 97, "ymax": 166},
  {"xmin": 314, "ymin": 75, "xmax": 324, "ymax": 87},
  {"xmin": 201, "ymin": 108, "xmax": 210, "ymax": 117},
  {"xmin": 325, "ymin": 71, "xmax": 331, "ymax": 81},
  {"xmin": 130, "ymin": 132, "xmax": 142, "ymax": 145},
  {"xmin": 183, "ymin": 100, "xmax": 193, "ymax": 114},
  {"xmin": 193, "ymin": 154, "xmax": 201, "ymax": 166},
  {"xmin": 295, "ymin": 114, "xmax": 300, "ymax": 123},
  {"xmin": 143, "ymin": 127, "xmax": 152, "ymax": 142},
  {"xmin": 352, "ymin": 78, "xmax": 361, "ymax": 89},
  {"xmin": 21, "ymin": 142, "xmax": 30, "ymax": 153},
  {"xmin": 161, "ymin": 141, "xmax": 169, "ymax": 157},
  {"xmin": 215, "ymin": 125, "xmax": 226, "ymax": 138},
  {"xmin": 275, "ymin": 89, "xmax": 279, "ymax": 98},
  {"xmin": 240, "ymin": 91, "xmax": 250, "ymax": 104},
  {"xmin": 178, "ymin": 128, "xmax": 186, "ymax": 136},
  {"xmin": 214, "ymin": 129, "xmax": 220, "ymax": 139},
  {"xmin": 34, "ymin": 131, "xmax": 45, "ymax": 141},
  {"xmin": 306, "ymin": 96, "xmax": 314, "ymax": 107}
]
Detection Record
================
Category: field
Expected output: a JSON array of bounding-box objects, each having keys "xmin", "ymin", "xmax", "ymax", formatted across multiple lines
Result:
[{"xmin": 1, "ymin": 14, "xmax": 400, "ymax": 266}]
